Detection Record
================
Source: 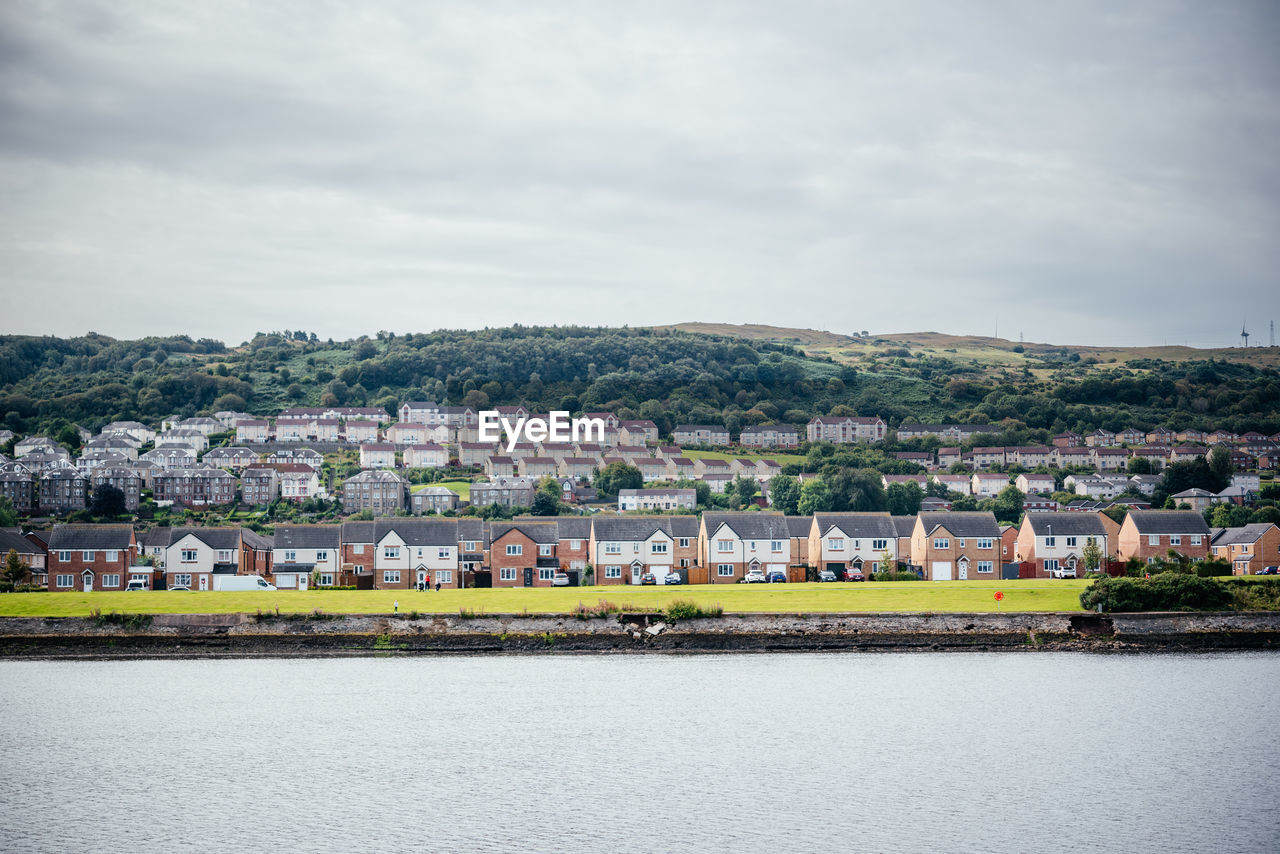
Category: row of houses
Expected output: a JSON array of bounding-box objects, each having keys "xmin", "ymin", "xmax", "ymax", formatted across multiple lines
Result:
[{"xmin": 11, "ymin": 509, "xmax": 1272, "ymax": 593}]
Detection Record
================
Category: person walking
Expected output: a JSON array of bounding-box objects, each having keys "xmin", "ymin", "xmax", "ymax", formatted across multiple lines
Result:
[{"xmin": 393, "ymin": 599, "xmax": 399, "ymax": 614}]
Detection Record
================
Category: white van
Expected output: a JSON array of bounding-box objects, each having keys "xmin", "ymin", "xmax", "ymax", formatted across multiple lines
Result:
[{"xmin": 212, "ymin": 575, "xmax": 277, "ymax": 592}]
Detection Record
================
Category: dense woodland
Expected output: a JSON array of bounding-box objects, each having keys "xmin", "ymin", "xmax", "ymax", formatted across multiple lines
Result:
[{"xmin": 2, "ymin": 327, "xmax": 1279, "ymax": 443}]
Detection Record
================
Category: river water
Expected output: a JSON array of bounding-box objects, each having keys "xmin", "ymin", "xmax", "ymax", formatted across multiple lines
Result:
[{"xmin": 1, "ymin": 653, "xmax": 1276, "ymax": 853}]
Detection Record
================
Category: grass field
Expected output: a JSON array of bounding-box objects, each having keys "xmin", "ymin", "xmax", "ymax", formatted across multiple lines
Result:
[
  {"xmin": 0, "ymin": 579, "xmax": 1089, "ymax": 618},
  {"xmin": 415, "ymin": 480, "xmax": 472, "ymax": 500},
  {"xmin": 678, "ymin": 449, "xmax": 806, "ymax": 465}
]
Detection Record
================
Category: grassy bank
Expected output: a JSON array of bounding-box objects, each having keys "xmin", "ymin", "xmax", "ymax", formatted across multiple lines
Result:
[{"xmin": 0, "ymin": 579, "xmax": 1088, "ymax": 618}]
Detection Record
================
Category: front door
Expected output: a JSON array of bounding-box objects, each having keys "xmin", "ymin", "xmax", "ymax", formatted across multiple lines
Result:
[
  {"xmin": 199, "ymin": 575, "xmax": 208, "ymax": 591},
  {"xmin": 632, "ymin": 562, "xmax": 643, "ymax": 584},
  {"xmin": 958, "ymin": 559, "xmax": 969, "ymax": 580},
  {"xmin": 523, "ymin": 567, "xmax": 533, "ymax": 587},
  {"xmin": 417, "ymin": 570, "xmax": 427, "ymax": 590},
  {"xmin": 82, "ymin": 571, "xmax": 93, "ymax": 592}
]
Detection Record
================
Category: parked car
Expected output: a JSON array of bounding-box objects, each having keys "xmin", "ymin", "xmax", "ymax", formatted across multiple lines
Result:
[
  {"xmin": 640, "ymin": 572, "xmax": 658, "ymax": 585},
  {"xmin": 767, "ymin": 571, "xmax": 787, "ymax": 583},
  {"xmin": 664, "ymin": 572, "xmax": 684, "ymax": 585},
  {"xmin": 168, "ymin": 585, "xmax": 190, "ymax": 592},
  {"xmin": 743, "ymin": 567, "xmax": 766, "ymax": 584},
  {"xmin": 1051, "ymin": 566, "xmax": 1078, "ymax": 579},
  {"xmin": 817, "ymin": 569, "xmax": 837, "ymax": 582},
  {"xmin": 1257, "ymin": 566, "xmax": 1278, "ymax": 575},
  {"xmin": 845, "ymin": 570, "xmax": 865, "ymax": 582},
  {"xmin": 125, "ymin": 580, "xmax": 149, "ymax": 591},
  {"xmin": 551, "ymin": 571, "xmax": 570, "ymax": 587}
]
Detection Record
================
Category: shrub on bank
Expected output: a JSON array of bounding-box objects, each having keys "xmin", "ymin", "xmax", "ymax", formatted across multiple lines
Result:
[
  {"xmin": 1194, "ymin": 559, "xmax": 1233, "ymax": 578},
  {"xmin": 1222, "ymin": 578, "xmax": 1280, "ymax": 611},
  {"xmin": 1079, "ymin": 573, "xmax": 1233, "ymax": 612},
  {"xmin": 665, "ymin": 599, "xmax": 723, "ymax": 620}
]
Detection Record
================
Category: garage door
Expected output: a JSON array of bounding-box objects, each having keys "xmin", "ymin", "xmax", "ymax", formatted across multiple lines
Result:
[
  {"xmin": 276, "ymin": 574, "xmax": 297, "ymax": 588},
  {"xmin": 931, "ymin": 561, "xmax": 953, "ymax": 581}
]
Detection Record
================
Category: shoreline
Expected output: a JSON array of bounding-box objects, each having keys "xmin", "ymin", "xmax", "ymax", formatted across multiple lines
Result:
[{"xmin": 1, "ymin": 611, "xmax": 1278, "ymax": 658}]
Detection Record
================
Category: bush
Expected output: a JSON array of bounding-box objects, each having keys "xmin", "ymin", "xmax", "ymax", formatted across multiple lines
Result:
[
  {"xmin": 664, "ymin": 599, "xmax": 723, "ymax": 620},
  {"xmin": 1079, "ymin": 573, "xmax": 1233, "ymax": 612},
  {"xmin": 0, "ymin": 581, "xmax": 12, "ymax": 593},
  {"xmin": 1195, "ymin": 559, "xmax": 1233, "ymax": 578},
  {"xmin": 871, "ymin": 570, "xmax": 923, "ymax": 582},
  {"xmin": 1222, "ymin": 578, "xmax": 1280, "ymax": 611}
]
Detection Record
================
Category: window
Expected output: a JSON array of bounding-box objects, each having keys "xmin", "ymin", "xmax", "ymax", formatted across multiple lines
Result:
[
  {"xmin": 465, "ymin": 542, "xmax": 477, "ymax": 551},
  {"xmin": 605, "ymin": 566, "xmax": 621, "ymax": 578},
  {"xmin": 181, "ymin": 549, "xmax": 198, "ymax": 562},
  {"xmin": 604, "ymin": 543, "xmax": 621, "ymax": 555},
  {"xmin": 717, "ymin": 564, "xmax": 735, "ymax": 576},
  {"xmin": 828, "ymin": 538, "xmax": 845, "ymax": 551},
  {"xmin": 539, "ymin": 544, "xmax": 553, "ymax": 556},
  {"xmin": 1044, "ymin": 537, "xmax": 1056, "ymax": 547},
  {"xmin": 173, "ymin": 574, "xmax": 192, "ymax": 587},
  {"xmin": 353, "ymin": 544, "xmax": 364, "ymax": 554},
  {"xmin": 437, "ymin": 548, "xmax": 450, "ymax": 560},
  {"xmin": 56, "ymin": 574, "xmax": 73, "ymax": 587},
  {"xmin": 82, "ymin": 551, "xmax": 95, "ymax": 561},
  {"xmin": 933, "ymin": 538, "xmax": 950, "ymax": 550},
  {"xmin": 1044, "ymin": 559, "xmax": 1059, "ymax": 572},
  {"xmin": 383, "ymin": 571, "xmax": 401, "ymax": 584},
  {"xmin": 384, "ymin": 546, "xmax": 400, "ymax": 559},
  {"xmin": 771, "ymin": 541, "xmax": 783, "ymax": 552},
  {"xmin": 319, "ymin": 574, "xmax": 334, "ymax": 586},
  {"xmin": 680, "ymin": 559, "xmax": 690, "ymax": 568},
  {"xmin": 435, "ymin": 570, "xmax": 453, "ymax": 584},
  {"xmin": 106, "ymin": 550, "xmax": 119, "ymax": 562},
  {"xmin": 500, "ymin": 567, "xmax": 517, "ymax": 581},
  {"xmin": 539, "ymin": 568, "xmax": 554, "ymax": 581},
  {"xmin": 506, "ymin": 544, "xmax": 523, "ymax": 556},
  {"xmin": 570, "ymin": 540, "xmax": 582, "ymax": 549},
  {"xmin": 717, "ymin": 540, "xmax": 733, "ymax": 553},
  {"xmin": 103, "ymin": 574, "xmax": 121, "ymax": 587},
  {"xmin": 1148, "ymin": 535, "xmax": 1160, "ymax": 546},
  {"xmin": 678, "ymin": 538, "xmax": 690, "ymax": 548},
  {"xmin": 58, "ymin": 551, "xmax": 71, "ymax": 562},
  {"xmin": 316, "ymin": 551, "xmax": 328, "ymax": 561},
  {"xmin": 1191, "ymin": 535, "xmax": 1202, "ymax": 546},
  {"xmin": 977, "ymin": 562, "xmax": 994, "ymax": 573},
  {"xmin": 651, "ymin": 542, "xmax": 668, "ymax": 554},
  {"xmin": 284, "ymin": 550, "xmax": 297, "ymax": 562},
  {"xmin": 1170, "ymin": 536, "xmax": 1181, "ymax": 546},
  {"xmin": 958, "ymin": 539, "xmax": 966, "ymax": 548}
]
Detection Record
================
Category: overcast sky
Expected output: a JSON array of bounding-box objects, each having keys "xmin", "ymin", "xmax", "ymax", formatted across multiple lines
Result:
[{"xmin": 1, "ymin": 2, "xmax": 1277, "ymax": 348}]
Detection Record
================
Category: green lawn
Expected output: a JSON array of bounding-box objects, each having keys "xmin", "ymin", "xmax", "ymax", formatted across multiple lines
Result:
[
  {"xmin": 678, "ymin": 449, "xmax": 805, "ymax": 465},
  {"xmin": 414, "ymin": 480, "xmax": 472, "ymax": 500},
  {"xmin": 0, "ymin": 579, "xmax": 1089, "ymax": 618}
]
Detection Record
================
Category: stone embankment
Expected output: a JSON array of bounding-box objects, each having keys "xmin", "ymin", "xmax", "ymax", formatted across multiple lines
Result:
[{"xmin": 0, "ymin": 611, "xmax": 1277, "ymax": 658}]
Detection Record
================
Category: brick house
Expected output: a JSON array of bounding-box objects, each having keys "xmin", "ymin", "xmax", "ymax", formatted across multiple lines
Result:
[
  {"xmin": 90, "ymin": 467, "xmax": 143, "ymax": 512},
  {"xmin": 240, "ymin": 466, "xmax": 280, "ymax": 505},
  {"xmin": 808, "ymin": 513, "xmax": 900, "ymax": 576},
  {"xmin": 39, "ymin": 469, "xmax": 89, "ymax": 515},
  {"xmin": 341, "ymin": 470, "xmax": 408, "ymax": 515},
  {"xmin": 699, "ymin": 512, "xmax": 792, "ymax": 583},
  {"xmin": 153, "ymin": 466, "xmax": 237, "ymax": 508},
  {"xmin": 46, "ymin": 524, "xmax": 137, "ymax": 592},
  {"xmin": 0, "ymin": 468, "xmax": 36, "ymax": 514},
  {"xmin": 1117, "ymin": 510, "xmax": 1211, "ymax": 564},
  {"xmin": 806, "ymin": 416, "xmax": 887, "ymax": 445},
  {"xmin": 739, "ymin": 424, "xmax": 801, "ymax": 449},
  {"xmin": 273, "ymin": 525, "xmax": 341, "ymax": 587},
  {"xmin": 673, "ymin": 425, "xmax": 731, "ymax": 446},
  {"xmin": 1015, "ymin": 512, "xmax": 1111, "ymax": 578},
  {"xmin": 339, "ymin": 520, "xmax": 377, "ymax": 584},
  {"xmin": 161, "ymin": 527, "xmax": 273, "ymax": 591},
  {"xmin": 911, "ymin": 512, "xmax": 1001, "ymax": 581},
  {"xmin": 371, "ymin": 518, "xmax": 461, "ymax": 590},
  {"xmin": 590, "ymin": 516, "xmax": 681, "ymax": 584},
  {"xmin": 488, "ymin": 521, "xmax": 559, "ymax": 587},
  {"xmin": 0, "ymin": 528, "xmax": 46, "ymax": 585},
  {"xmin": 1210, "ymin": 523, "xmax": 1280, "ymax": 575}
]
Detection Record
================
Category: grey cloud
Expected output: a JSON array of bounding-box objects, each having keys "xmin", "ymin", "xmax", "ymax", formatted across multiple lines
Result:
[{"xmin": 1, "ymin": 0, "xmax": 1277, "ymax": 346}]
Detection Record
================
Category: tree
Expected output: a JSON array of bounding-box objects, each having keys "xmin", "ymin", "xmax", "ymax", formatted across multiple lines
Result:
[
  {"xmin": 594, "ymin": 462, "xmax": 643, "ymax": 496},
  {"xmin": 733, "ymin": 476, "xmax": 759, "ymax": 507},
  {"xmin": 1207, "ymin": 446, "xmax": 1233, "ymax": 491},
  {"xmin": 1208, "ymin": 502, "xmax": 1250, "ymax": 528},
  {"xmin": 4, "ymin": 549, "xmax": 25, "ymax": 585},
  {"xmin": 1127, "ymin": 457, "xmax": 1153, "ymax": 475},
  {"xmin": 1081, "ymin": 538, "xmax": 1103, "ymax": 573},
  {"xmin": 992, "ymin": 485, "xmax": 1025, "ymax": 525},
  {"xmin": 530, "ymin": 477, "xmax": 562, "ymax": 516},
  {"xmin": 90, "ymin": 485, "xmax": 128, "ymax": 518},
  {"xmin": 0, "ymin": 496, "xmax": 17, "ymax": 528},
  {"xmin": 769, "ymin": 474, "xmax": 800, "ymax": 515},
  {"xmin": 886, "ymin": 481, "xmax": 924, "ymax": 516},
  {"xmin": 797, "ymin": 479, "xmax": 834, "ymax": 515}
]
